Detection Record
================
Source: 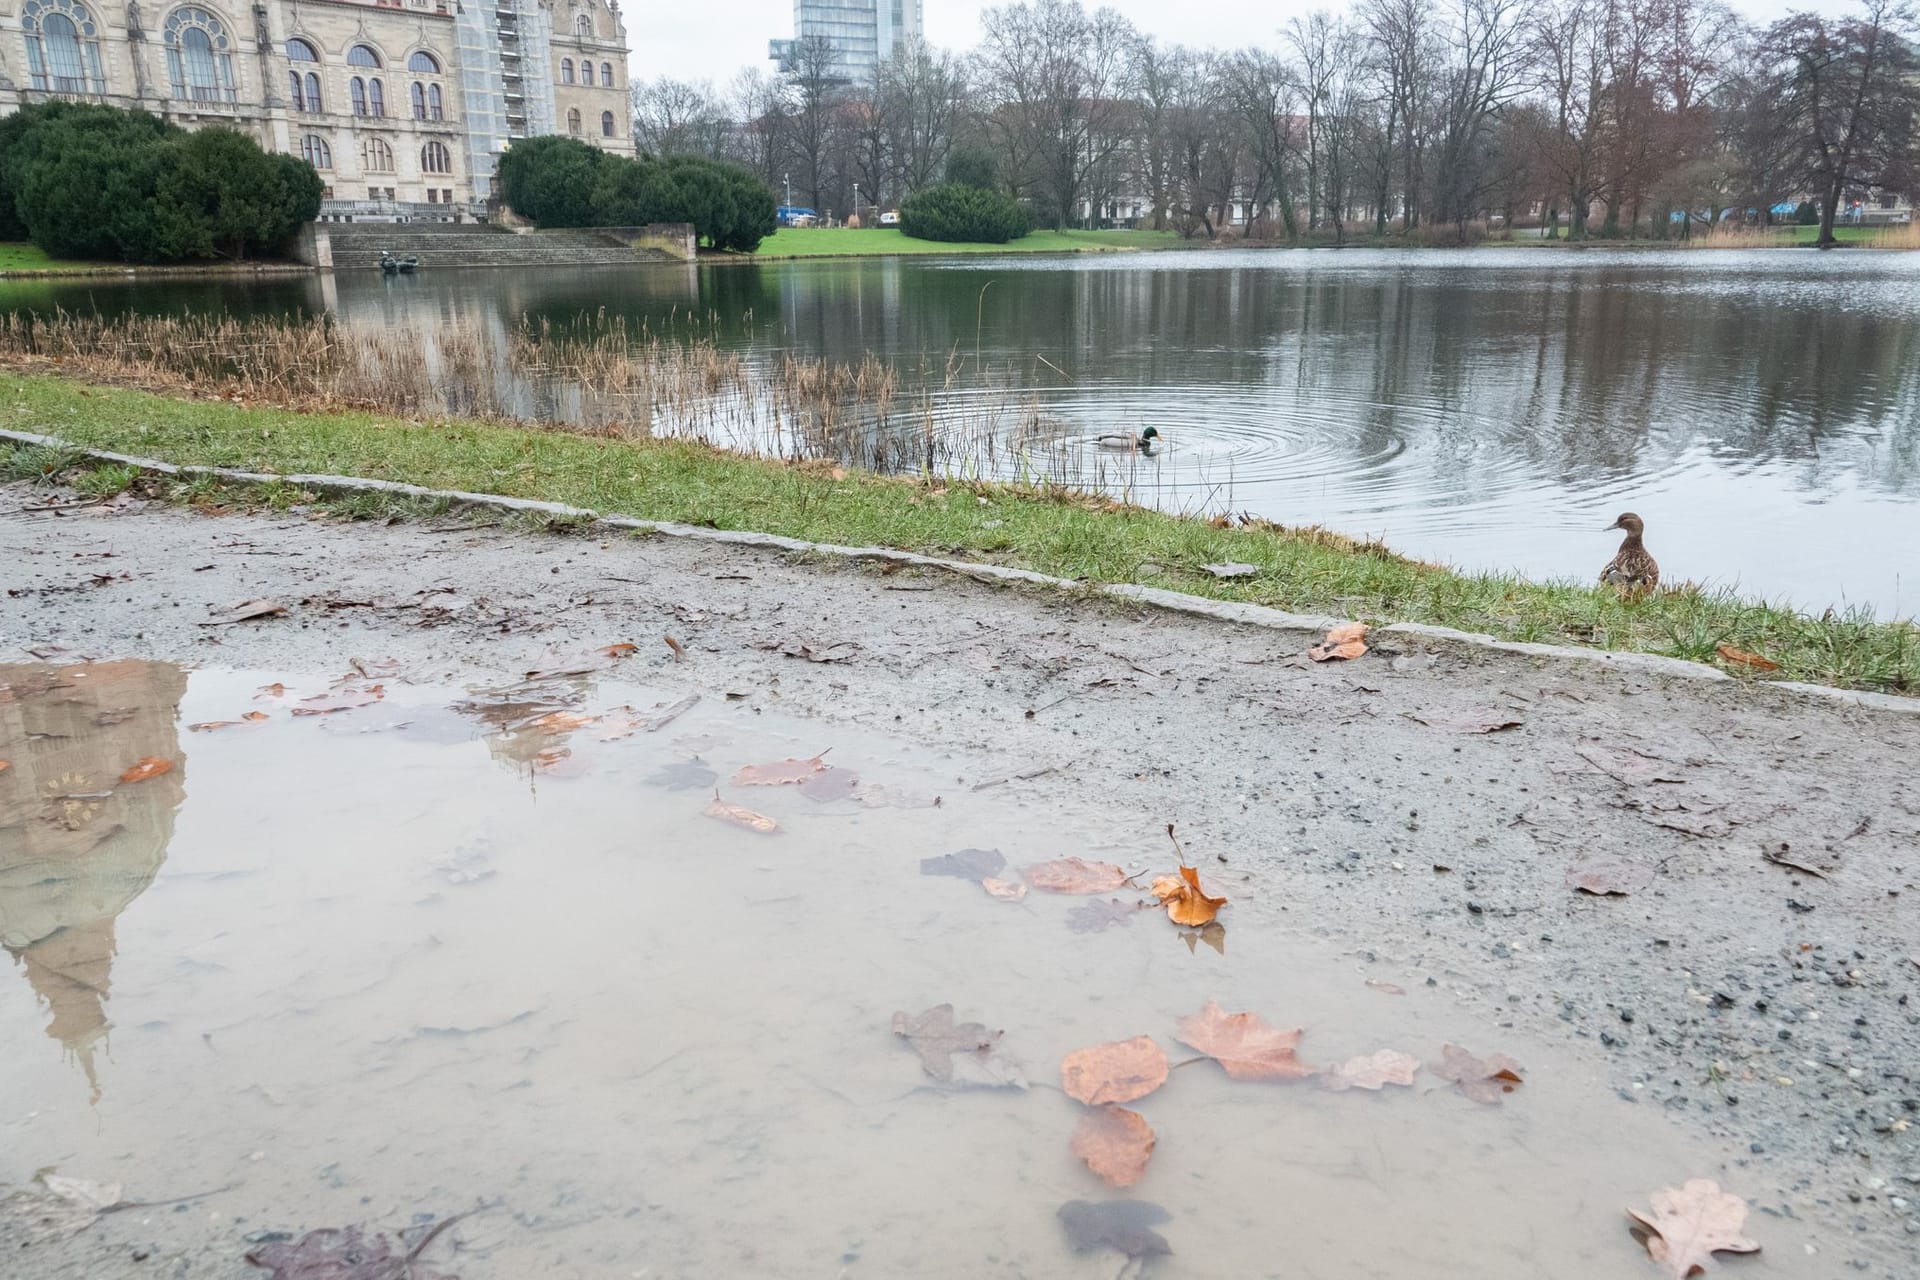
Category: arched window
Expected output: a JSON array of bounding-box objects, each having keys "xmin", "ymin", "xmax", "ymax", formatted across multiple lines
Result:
[
  {"xmin": 163, "ymin": 6, "xmax": 235, "ymax": 103},
  {"xmin": 410, "ymin": 81, "xmax": 426, "ymax": 118},
  {"xmin": 289, "ymin": 55, "xmax": 321, "ymax": 113},
  {"xmin": 600, "ymin": 61, "xmax": 612, "ymax": 85},
  {"xmin": 362, "ymin": 136, "xmax": 394, "ymax": 173},
  {"xmin": 566, "ymin": 107, "xmax": 581, "ymax": 134},
  {"xmin": 23, "ymin": 0, "xmax": 108, "ymax": 96},
  {"xmin": 347, "ymin": 44, "xmax": 381, "ymax": 67},
  {"xmin": 560, "ymin": 57, "xmax": 573, "ymax": 83},
  {"xmin": 406, "ymin": 50, "xmax": 439, "ymax": 73},
  {"xmin": 422, "ymin": 141, "xmax": 451, "ymax": 174},
  {"xmin": 581, "ymin": 61, "xmax": 594, "ymax": 86},
  {"xmin": 574, "ymin": 12, "xmax": 592, "ymax": 37},
  {"xmin": 301, "ymin": 134, "xmax": 331, "ymax": 169},
  {"xmin": 349, "ymin": 76, "xmax": 366, "ymax": 115},
  {"xmin": 600, "ymin": 110, "xmax": 614, "ymax": 137},
  {"xmin": 368, "ymin": 77, "xmax": 385, "ymax": 116},
  {"xmin": 428, "ymin": 83, "xmax": 443, "ymax": 119},
  {"xmin": 285, "ymin": 37, "xmax": 317, "ymax": 61}
]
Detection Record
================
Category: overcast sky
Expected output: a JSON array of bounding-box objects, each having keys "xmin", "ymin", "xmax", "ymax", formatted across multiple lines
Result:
[{"xmin": 629, "ymin": 0, "xmax": 1812, "ymax": 91}]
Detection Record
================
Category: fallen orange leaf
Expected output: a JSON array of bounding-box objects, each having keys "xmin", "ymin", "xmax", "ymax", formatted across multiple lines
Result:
[
  {"xmin": 0, "ymin": 760, "xmax": 10, "ymax": 774},
  {"xmin": 602, "ymin": 642, "xmax": 639, "ymax": 658},
  {"xmin": 704, "ymin": 790, "xmax": 779, "ymax": 833},
  {"xmin": 664, "ymin": 635, "xmax": 687, "ymax": 661},
  {"xmin": 1021, "ymin": 857, "xmax": 1131, "ymax": 894},
  {"xmin": 1714, "ymin": 643, "xmax": 1780, "ymax": 673},
  {"xmin": 1150, "ymin": 865, "xmax": 1226, "ymax": 925},
  {"xmin": 1308, "ymin": 621, "xmax": 1369, "ymax": 662},
  {"xmin": 981, "ymin": 877, "xmax": 1028, "ymax": 902},
  {"xmin": 1174, "ymin": 1000, "xmax": 1311, "ymax": 1080},
  {"xmin": 1319, "ymin": 1049, "xmax": 1420, "ymax": 1092},
  {"xmin": 1627, "ymin": 1179, "xmax": 1761, "ymax": 1279},
  {"xmin": 1061, "ymin": 1036, "xmax": 1169, "ymax": 1106},
  {"xmin": 1431, "ymin": 1043, "xmax": 1525, "ymax": 1104},
  {"xmin": 120, "ymin": 757, "xmax": 174, "ymax": 784},
  {"xmin": 257, "ymin": 682, "xmax": 287, "ymax": 698},
  {"xmin": 733, "ymin": 754, "xmax": 830, "ymax": 786},
  {"xmin": 1071, "ymin": 1105, "xmax": 1156, "ymax": 1187}
]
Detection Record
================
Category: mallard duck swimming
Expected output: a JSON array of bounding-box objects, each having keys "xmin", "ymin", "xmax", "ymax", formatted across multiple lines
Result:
[
  {"xmin": 1095, "ymin": 426, "xmax": 1159, "ymax": 451},
  {"xmin": 1600, "ymin": 512, "xmax": 1660, "ymax": 591}
]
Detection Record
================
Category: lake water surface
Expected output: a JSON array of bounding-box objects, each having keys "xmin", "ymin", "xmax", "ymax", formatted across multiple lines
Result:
[{"xmin": 4, "ymin": 247, "xmax": 1915, "ymax": 614}]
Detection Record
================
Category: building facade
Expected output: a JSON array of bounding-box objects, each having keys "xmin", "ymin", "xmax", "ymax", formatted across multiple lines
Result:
[
  {"xmin": 0, "ymin": 0, "xmax": 631, "ymax": 219},
  {"xmin": 768, "ymin": 0, "xmax": 921, "ymax": 87}
]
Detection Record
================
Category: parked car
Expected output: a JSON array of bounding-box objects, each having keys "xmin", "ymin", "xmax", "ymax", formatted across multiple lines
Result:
[
  {"xmin": 776, "ymin": 206, "xmax": 820, "ymax": 228},
  {"xmin": 878, "ymin": 209, "xmax": 901, "ymax": 226}
]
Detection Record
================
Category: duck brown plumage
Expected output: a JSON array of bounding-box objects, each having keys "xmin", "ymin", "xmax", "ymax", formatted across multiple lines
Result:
[{"xmin": 1600, "ymin": 512, "xmax": 1659, "ymax": 591}]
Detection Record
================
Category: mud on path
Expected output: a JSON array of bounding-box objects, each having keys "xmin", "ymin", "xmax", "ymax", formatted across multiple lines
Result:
[{"xmin": 2, "ymin": 486, "xmax": 1917, "ymax": 1278}]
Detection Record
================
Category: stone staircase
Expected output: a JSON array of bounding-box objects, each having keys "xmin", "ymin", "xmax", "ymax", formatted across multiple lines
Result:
[{"xmin": 320, "ymin": 223, "xmax": 682, "ymax": 271}]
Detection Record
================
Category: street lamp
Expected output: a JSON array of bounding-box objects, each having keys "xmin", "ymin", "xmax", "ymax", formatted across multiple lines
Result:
[
  {"xmin": 783, "ymin": 172, "xmax": 791, "ymax": 218},
  {"xmin": 853, "ymin": 183, "xmax": 860, "ymax": 225}
]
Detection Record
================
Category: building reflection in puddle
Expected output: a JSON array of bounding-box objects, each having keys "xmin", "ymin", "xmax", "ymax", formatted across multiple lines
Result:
[{"xmin": 0, "ymin": 661, "xmax": 186, "ymax": 1103}]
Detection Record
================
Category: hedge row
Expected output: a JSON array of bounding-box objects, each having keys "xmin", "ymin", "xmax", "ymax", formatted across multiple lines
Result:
[{"xmin": 495, "ymin": 137, "xmax": 775, "ymax": 253}]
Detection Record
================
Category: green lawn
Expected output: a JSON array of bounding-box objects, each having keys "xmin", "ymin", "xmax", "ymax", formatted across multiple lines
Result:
[
  {"xmin": 2, "ymin": 370, "xmax": 1914, "ymax": 695},
  {"xmin": 0, "ymin": 243, "xmax": 113, "ymax": 274},
  {"xmin": 753, "ymin": 227, "xmax": 1182, "ymax": 258}
]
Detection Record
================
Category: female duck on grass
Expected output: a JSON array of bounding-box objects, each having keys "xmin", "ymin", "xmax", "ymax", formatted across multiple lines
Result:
[
  {"xmin": 1601, "ymin": 512, "xmax": 1660, "ymax": 592},
  {"xmin": 1096, "ymin": 426, "xmax": 1159, "ymax": 452}
]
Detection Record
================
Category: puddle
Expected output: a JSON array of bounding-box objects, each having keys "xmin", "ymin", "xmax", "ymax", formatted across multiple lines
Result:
[{"xmin": 1, "ymin": 660, "xmax": 1799, "ymax": 1277}]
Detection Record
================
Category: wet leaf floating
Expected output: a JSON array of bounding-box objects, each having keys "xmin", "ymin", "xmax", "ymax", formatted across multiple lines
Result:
[
  {"xmin": 244, "ymin": 1221, "xmax": 459, "ymax": 1280},
  {"xmin": 1151, "ymin": 866, "xmax": 1227, "ymax": 926},
  {"xmin": 732, "ymin": 753, "xmax": 830, "ymax": 786},
  {"xmin": 1071, "ymin": 1105, "xmax": 1157, "ymax": 1188},
  {"xmin": 1173, "ymin": 1000, "xmax": 1311, "ymax": 1081},
  {"xmin": 1061, "ymin": 1036, "xmax": 1169, "ymax": 1106},
  {"xmin": 980, "ymin": 877, "xmax": 1028, "ymax": 902},
  {"xmin": 1714, "ymin": 643, "xmax": 1780, "ymax": 673},
  {"xmin": 1566, "ymin": 855, "xmax": 1656, "ymax": 896},
  {"xmin": 257, "ymin": 682, "xmax": 287, "ymax": 698},
  {"xmin": 920, "ymin": 848, "xmax": 1007, "ymax": 880},
  {"xmin": 199, "ymin": 598, "xmax": 286, "ymax": 626},
  {"xmin": 890, "ymin": 1004, "xmax": 1027, "ymax": 1089},
  {"xmin": 1431, "ymin": 1043, "xmax": 1525, "ymax": 1104},
  {"xmin": 799, "ymin": 767, "xmax": 861, "ymax": 802},
  {"xmin": 1307, "ymin": 621, "xmax": 1369, "ymax": 662},
  {"xmin": 647, "ymin": 759, "xmax": 717, "ymax": 792},
  {"xmin": 598, "ymin": 694, "xmax": 702, "ymax": 739},
  {"xmin": 1626, "ymin": 1179, "xmax": 1761, "ymax": 1279},
  {"xmin": 1319, "ymin": 1049, "xmax": 1420, "ymax": 1092},
  {"xmin": 1067, "ymin": 898, "xmax": 1150, "ymax": 933},
  {"xmin": 119, "ymin": 756, "xmax": 174, "ymax": 784},
  {"xmin": 290, "ymin": 686, "xmax": 385, "ymax": 717},
  {"xmin": 1056, "ymin": 1200, "xmax": 1172, "ymax": 1262},
  {"xmin": 1022, "ymin": 857, "xmax": 1131, "ymax": 894},
  {"xmin": 703, "ymin": 790, "xmax": 779, "ymax": 834},
  {"xmin": 187, "ymin": 712, "xmax": 270, "ymax": 732}
]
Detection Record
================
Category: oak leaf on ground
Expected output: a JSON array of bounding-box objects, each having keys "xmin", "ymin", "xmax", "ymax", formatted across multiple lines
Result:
[
  {"xmin": 1307, "ymin": 621, "xmax": 1369, "ymax": 662},
  {"xmin": 1174, "ymin": 1000, "xmax": 1311, "ymax": 1080},
  {"xmin": 1060, "ymin": 1036, "xmax": 1169, "ymax": 1105},
  {"xmin": 1021, "ymin": 857, "xmax": 1131, "ymax": 894},
  {"xmin": 1071, "ymin": 1105, "xmax": 1156, "ymax": 1187},
  {"xmin": 1431, "ymin": 1043, "xmax": 1525, "ymax": 1103},
  {"xmin": 1713, "ymin": 643, "xmax": 1780, "ymax": 673},
  {"xmin": 1150, "ymin": 866, "xmax": 1227, "ymax": 926},
  {"xmin": 1626, "ymin": 1178, "xmax": 1760, "ymax": 1279}
]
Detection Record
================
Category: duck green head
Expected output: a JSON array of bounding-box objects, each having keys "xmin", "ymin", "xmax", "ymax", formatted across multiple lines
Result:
[{"xmin": 1140, "ymin": 426, "xmax": 1160, "ymax": 443}]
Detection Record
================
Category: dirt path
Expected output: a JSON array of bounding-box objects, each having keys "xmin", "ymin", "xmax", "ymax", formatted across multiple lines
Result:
[{"xmin": 3, "ymin": 487, "xmax": 1917, "ymax": 1275}]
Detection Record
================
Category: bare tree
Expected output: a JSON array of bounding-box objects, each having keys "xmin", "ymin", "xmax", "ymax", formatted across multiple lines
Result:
[
  {"xmin": 1430, "ymin": 0, "xmax": 1530, "ymax": 227},
  {"xmin": 1219, "ymin": 48, "xmax": 1303, "ymax": 239},
  {"xmin": 1529, "ymin": 0, "xmax": 1610, "ymax": 238},
  {"xmin": 1125, "ymin": 36, "xmax": 1185, "ymax": 230},
  {"xmin": 727, "ymin": 68, "xmax": 792, "ymax": 191},
  {"xmin": 786, "ymin": 33, "xmax": 845, "ymax": 210},
  {"xmin": 975, "ymin": 0, "xmax": 1139, "ymax": 228},
  {"xmin": 880, "ymin": 38, "xmax": 967, "ymax": 195},
  {"xmin": 630, "ymin": 77, "xmax": 731, "ymax": 159},
  {"xmin": 1361, "ymin": 0, "xmax": 1433, "ymax": 228},
  {"xmin": 1756, "ymin": 0, "xmax": 1920, "ymax": 246}
]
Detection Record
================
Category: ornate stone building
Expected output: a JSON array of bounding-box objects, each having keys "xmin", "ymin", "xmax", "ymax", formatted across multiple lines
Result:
[{"xmin": 0, "ymin": 0, "xmax": 631, "ymax": 218}]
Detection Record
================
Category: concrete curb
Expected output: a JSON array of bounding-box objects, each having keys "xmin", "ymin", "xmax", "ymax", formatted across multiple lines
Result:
[{"xmin": 6, "ymin": 426, "xmax": 1916, "ymax": 718}]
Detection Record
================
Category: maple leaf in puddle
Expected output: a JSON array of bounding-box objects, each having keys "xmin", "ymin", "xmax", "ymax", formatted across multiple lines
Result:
[
  {"xmin": 647, "ymin": 759, "xmax": 717, "ymax": 791},
  {"xmin": 1430, "ymin": 1043, "xmax": 1525, "ymax": 1104},
  {"xmin": 890, "ymin": 1004, "xmax": 1027, "ymax": 1089},
  {"xmin": 1626, "ymin": 1178, "xmax": 1761, "ymax": 1279},
  {"xmin": 1173, "ymin": 1000, "xmax": 1311, "ymax": 1080}
]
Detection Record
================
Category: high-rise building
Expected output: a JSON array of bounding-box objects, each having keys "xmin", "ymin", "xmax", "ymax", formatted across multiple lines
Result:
[
  {"xmin": 768, "ymin": 0, "xmax": 922, "ymax": 87},
  {"xmin": 0, "ymin": 0, "xmax": 632, "ymax": 219}
]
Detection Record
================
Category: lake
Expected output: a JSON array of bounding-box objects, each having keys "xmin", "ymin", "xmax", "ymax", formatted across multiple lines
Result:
[{"xmin": 4, "ymin": 247, "xmax": 1915, "ymax": 615}]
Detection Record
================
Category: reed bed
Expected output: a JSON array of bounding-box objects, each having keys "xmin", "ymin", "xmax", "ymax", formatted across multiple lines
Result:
[{"xmin": 0, "ymin": 308, "xmax": 1089, "ymax": 482}]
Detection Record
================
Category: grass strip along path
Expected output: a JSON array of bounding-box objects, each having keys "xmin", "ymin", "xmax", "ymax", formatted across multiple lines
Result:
[{"xmin": 2, "ymin": 370, "xmax": 1914, "ymax": 696}]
